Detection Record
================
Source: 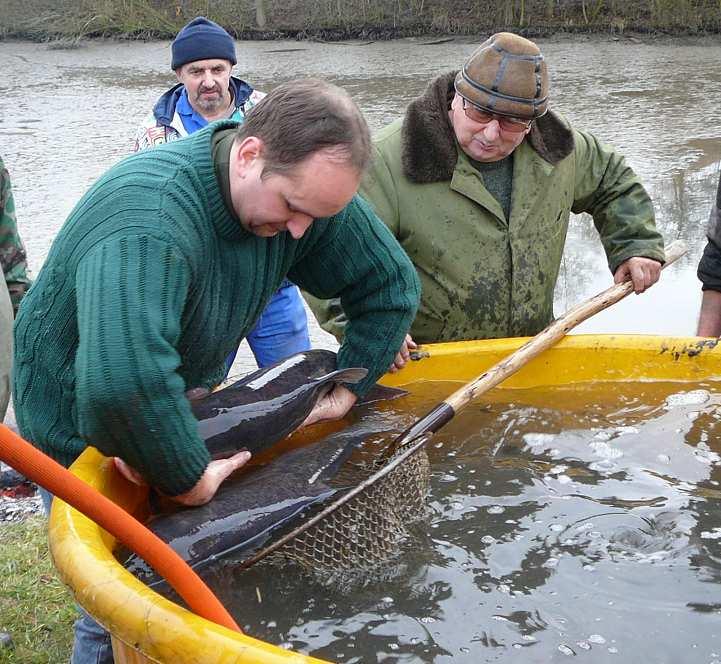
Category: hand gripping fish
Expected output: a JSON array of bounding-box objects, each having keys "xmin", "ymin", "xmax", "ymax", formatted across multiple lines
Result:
[{"xmin": 192, "ymin": 349, "xmax": 372, "ymax": 459}]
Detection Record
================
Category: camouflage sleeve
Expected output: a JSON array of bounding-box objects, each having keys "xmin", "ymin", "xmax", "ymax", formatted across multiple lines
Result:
[{"xmin": 0, "ymin": 158, "xmax": 31, "ymax": 315}]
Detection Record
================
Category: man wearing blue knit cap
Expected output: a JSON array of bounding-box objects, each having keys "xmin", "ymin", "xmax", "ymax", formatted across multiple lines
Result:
[{"xmin": 135, "ymin": 16, "xmax": 311, "ymax": 373}]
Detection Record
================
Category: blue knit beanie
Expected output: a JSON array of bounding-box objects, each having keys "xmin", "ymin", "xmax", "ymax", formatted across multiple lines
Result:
[{"xmin": 171, "ymin": 17, "xmax": 237, "ymax": 70}]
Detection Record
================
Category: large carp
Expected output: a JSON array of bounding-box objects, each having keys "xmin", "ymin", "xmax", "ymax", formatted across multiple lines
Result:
[{"xmin": 192, "ymin": 349, "xmax": 380, "ymax": 459}]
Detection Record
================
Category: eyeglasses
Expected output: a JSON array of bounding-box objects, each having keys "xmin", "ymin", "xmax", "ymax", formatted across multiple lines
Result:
[{"xmin": 459, "ymin": 97, "xmax": 532, "ymax": 133}]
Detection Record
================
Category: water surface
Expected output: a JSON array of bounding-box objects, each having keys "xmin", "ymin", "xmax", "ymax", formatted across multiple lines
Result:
[{"xmin": 205, "ymin": 379, "xmax": 721, "ymax": 663}]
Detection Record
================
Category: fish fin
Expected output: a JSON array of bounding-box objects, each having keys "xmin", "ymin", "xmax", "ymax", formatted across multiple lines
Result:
[
  {"xmin": 357, "ymin": 384, "xmax": 409, "ymax": 405},
  {"xmin": 325, "ymin": 367, "xmax": 368, "ymax": 385}
]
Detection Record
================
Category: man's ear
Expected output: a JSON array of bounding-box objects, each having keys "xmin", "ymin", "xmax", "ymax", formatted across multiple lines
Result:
[
  {"xmin": 234, "ymin": 136, "xmax": 264, "ymax": 173},
  {"xmin": 174, "ymin": 67, "xmax": 183, "ymax": 82}
]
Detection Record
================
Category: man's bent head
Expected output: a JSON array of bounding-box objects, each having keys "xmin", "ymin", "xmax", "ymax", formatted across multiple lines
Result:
[
  {"xmin": 229, "ymin": 79, "xmax": 371, "ymax": 238},
  {"xmin": 235, "ymin": 79, "xmax": 371, "ymax": 177}
]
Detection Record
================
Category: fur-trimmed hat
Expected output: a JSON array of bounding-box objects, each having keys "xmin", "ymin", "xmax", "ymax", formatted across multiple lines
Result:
[
  {"xmin": 454, "ymin": 32, "xmax": 549, "ymax": 120},
  {"xmin": 171, "ymin": 17, "xmax": 237, "ymax": 70}
]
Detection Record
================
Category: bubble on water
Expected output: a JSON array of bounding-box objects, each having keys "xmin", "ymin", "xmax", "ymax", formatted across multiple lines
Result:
[
  {"xmin": 608, "ymin": 646, "xmax": 619, "ymax": 654},
  {"xmin": 440, "ymin": 473, "xmax": 458, "ymax": 483},
  {"xmin": 481, "ymin": 535, "xmax": 496, "ymax": 544},
  {"xmin": 467, "ymin": 484, "xmax": 477, "ymax": 490},
  {"xmin": 695, "ymin": 449, "xmax": 721, "ymax": 465},
  {"xmin": 388, "ymin": 643, "xmax": 399, "ymax": 651},
  {"xmin": 593, "ymin": 430, "xmax": 613, "ymax": 441},
  {"xmin": 488, "ymin": 505, "xmax": 505, "ymax": 514},
  {"xmin": 380, "ymin": 596, "xmax": 394, "ymax": 604},
  {"xmin": 522, "ymin": 635, "xmax": 537, "ymax": 642},
  {"xmin": 657, "ymin": 454, "xmax": 671, "ymax": 464},
  {"xmin": 543, "ymin": 557, "xmax": 559, "ymax": 568},
  {"xmin": 665, "ymin": 389, "xmax": 710, "ymax": 408},
  {"xmin": 459, "ymin": 647, "xmax": 470, "ymax": 653},
  {"xmin": 589, "ymin": 441, "xmax": 624, "ymax": 459},
  {"xmin": 614, "ymin": 426, "xmax": 639, "ymax": 436},
  {"xmin": 589, "ymin": 459, "xmax": 617, "ymax": 472},
  {"xmin": 498, "ymin": 584, "xmax": 511, "ymax": 594},
  {"xmin": 700, "ymin": 528, "xmax": 721, "ymax": 540},
  {"xmin": 419, "ymin": 616, "xmax": 436, "ymax": 623},
  {"xmin": 588, "ymin": 634, "xmax": 606, "ymax": 644},
  {"xmin": 523, "ymin": 432, "xmax": 557, "ymax": 449},
  {"xmin": 550, "ymin": 523, "xmax": 565, "ymax": 532},
  {"xmin": 558, "ymin": 644, "xmax": 576, "ymax": 656},
  {"xmin": 577, "ymin": 641, "xmax": 591, "ymax": 650}
]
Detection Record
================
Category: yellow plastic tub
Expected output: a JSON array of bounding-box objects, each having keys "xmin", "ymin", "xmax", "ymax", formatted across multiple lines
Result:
[{"xmin": 48, "ymin": 335, "xmax": 721, "ymax": 663}]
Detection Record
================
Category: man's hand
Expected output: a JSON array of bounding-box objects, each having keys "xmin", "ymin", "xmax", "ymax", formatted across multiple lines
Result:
[
  {"xmin": 113, "ymin": 449, "xmax": 252, "ymax": 507},
  {"xmin": 698, "ymin": 290, "xmax": 721, "ymax": 337},
  {"xmin": 388, "ymin": 334, "xmax": 417, "ymax": 373},
  {"xmin": 302, "ymin": 383, "xmax": 357, "ymax": 428},
  {"xmin": 613, "ymin": 257, "xmax": 662, "ymax": 294}
]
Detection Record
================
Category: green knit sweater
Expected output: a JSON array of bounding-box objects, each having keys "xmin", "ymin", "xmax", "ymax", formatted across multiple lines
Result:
[{"xmin": 13, "ymin": 121, "xmax": 420, "ymax": 496}]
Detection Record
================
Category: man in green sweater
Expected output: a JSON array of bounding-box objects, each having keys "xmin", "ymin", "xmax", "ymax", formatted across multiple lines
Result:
[
  {"xmin": 306, "ymin": 33, "xmax": 665, "ymax": 367},
  {"xmin": 13, "ymin": 79, "xmax": 420, "ymax": 507}
]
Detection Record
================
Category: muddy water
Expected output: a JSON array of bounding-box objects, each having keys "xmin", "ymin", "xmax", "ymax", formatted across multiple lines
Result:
[
  {"xmin": 1, "ymin": 37, "xmax": 720, "ymax": 369},
  {"xmin": 204, "ymin": 379, "xmax": 721, "ymax": 663}
]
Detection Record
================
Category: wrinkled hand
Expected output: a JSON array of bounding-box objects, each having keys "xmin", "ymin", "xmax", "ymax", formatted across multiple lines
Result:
[
  {"xmin": 388, "ymin": 334, "xmax": 417, "ymax": 373},
  {"xmin": 113, "ymin": 449, "xmax": 252, "ymax": 507},
  {"xmin": 302, "ymin": 383, "xmax": 357, "ymax": 428},
  {"xmin": 613, "ymin": 257, "xmax": 662, "ymax": 294}
]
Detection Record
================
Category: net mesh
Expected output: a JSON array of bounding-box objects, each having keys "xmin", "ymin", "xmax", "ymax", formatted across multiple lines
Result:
[{"xmin": 264, "ymin": 435, "xmax": 431, "ymax": 573}]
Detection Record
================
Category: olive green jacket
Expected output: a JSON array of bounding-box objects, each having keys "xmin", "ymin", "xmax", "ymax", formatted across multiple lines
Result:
[{"xmin": 306, "ymin": 72, "xmax": 665, "ymax": 343}]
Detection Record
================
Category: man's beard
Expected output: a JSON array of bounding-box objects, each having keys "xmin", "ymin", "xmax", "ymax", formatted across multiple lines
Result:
[{"xmin": 195, "ymin": 87, "xmax": 225, "ymax": 113}]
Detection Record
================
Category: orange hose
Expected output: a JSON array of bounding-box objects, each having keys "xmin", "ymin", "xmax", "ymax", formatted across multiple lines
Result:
[{"xmin": 0, "ymin": 423, "xmax": 241, "ymax": 634}]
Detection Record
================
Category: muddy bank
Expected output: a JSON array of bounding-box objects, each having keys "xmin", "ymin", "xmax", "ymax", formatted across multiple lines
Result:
[{"xmin": 2, "ymin": 0, "xmax": 720, "ymax": 42}]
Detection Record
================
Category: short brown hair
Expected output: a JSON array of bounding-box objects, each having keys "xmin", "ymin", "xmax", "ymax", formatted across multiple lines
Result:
[{"xmin": 235, "ymin": 78, "xmax": 371, "ymax": 176}]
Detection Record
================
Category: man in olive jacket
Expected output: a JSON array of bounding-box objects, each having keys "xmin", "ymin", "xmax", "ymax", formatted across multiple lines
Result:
[{"xmin": 307, "ymin": 33, "xmax": 665, "ymax": 365}]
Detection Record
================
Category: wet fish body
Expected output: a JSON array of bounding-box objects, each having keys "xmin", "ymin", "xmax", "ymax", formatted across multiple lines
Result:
[
  {"xmin": 125, "ymin": 415, "xmax": 397, "ymax": 586},
  {"xmin": 192, "ymin": 349, "xmax": 367, "ymax": 459}
]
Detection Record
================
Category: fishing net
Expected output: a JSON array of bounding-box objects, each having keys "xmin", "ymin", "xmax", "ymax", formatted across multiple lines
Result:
[{"xmin": 260, "ymin": 434, "xmax": 432, "ymax": 574}]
